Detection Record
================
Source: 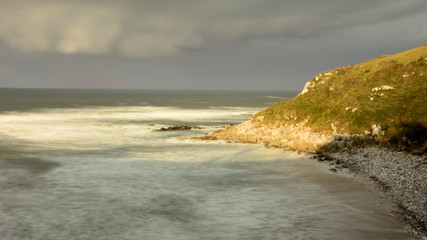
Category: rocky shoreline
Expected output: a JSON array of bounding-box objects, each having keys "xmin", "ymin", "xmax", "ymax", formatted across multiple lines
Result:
[
  {"xmin": 196, "ymin": 121, "xmax": 427, "ymax": 239},
  {"xmin": 316, "ymin": 147, "xmax": 427, "ymax": 239},
  {"xmin": 197, "ymin": 119, "xmax": 335, "ymax": 153},
  {"xmin": 198, "ymin": 118, "xmax": 377, "ymax": 153}
]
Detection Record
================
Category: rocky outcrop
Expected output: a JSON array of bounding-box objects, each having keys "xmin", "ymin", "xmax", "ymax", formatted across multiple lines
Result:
[
  {"xmin": 201, "ymin": 120, "xmax": 331, "ymax": 152},
  {"xmin": 199, "ymin": 117, "xmax": 378, "ymax": 153},
  {"xmin": 155, "ymin": 125, "xmax": 201, "ymax": 131}
]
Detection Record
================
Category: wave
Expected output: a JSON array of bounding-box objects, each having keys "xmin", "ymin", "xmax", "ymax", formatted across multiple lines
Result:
[
  {"xmin": 0, "ymin": 106, "xmax": 258, "ymax": 153},
  {"xmin": 264, "ymin": 96, "xmax": 286, "ymax": 100}
]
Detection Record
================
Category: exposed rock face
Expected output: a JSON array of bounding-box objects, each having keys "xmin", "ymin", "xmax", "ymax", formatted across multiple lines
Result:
[
  {"xmin": 203, "ymin": 119, "xmax": 376, "ymax": 153},
  {"xmin": 205, "ymin": 120, "xmax": 332, "ymax": 153}
]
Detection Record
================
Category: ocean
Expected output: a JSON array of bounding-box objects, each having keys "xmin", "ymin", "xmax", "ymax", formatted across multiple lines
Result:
[{"xmin": 0, "ymin": 88, "xmax": 411, "ymax": 239}]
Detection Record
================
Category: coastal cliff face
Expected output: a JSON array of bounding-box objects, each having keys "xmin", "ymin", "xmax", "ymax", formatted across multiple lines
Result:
[
  {"xmin": 208, "ymin": 120, "xmax": 330, "ymax": 153},
  {"xmin": 209, "ymin": 118, "xmax": 379, "ymax": 153},
  {"xmin": 210, "ymin": 45, "xmax": 427, "ymax": 153}
]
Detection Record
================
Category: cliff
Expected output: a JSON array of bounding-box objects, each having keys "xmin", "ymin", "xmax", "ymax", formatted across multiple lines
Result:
[{"xmin": 207, "ymin": 45, "xmax": 427, "ymax": 153}]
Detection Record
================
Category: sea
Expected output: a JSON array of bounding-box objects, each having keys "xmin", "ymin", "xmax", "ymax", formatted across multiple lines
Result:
[{"xmin": 0, "ymin": 88, "xmax": 411, "ymax": 239}]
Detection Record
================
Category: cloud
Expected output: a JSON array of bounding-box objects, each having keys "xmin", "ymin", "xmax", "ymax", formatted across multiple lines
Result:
[{"xmin": 0, "ymin": 0, "xmax": 425, "ymax": 58}]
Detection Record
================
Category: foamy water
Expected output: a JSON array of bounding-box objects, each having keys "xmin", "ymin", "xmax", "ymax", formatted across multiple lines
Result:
[
  {"xmin": 0, "ymin": 89, "xmax": 412, "ymax": 239},
  {"xmin": 0, "ymin": 106, "xmax": 255, "ymax": 149}
]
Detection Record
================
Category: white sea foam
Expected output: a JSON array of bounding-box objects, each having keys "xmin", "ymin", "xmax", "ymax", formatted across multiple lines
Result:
[
  {"xmin": 1, "ymin": 106, "xmax": 260, "ymax": 122},
  {"xmin": 264, "ymin": 95, "xmax": 286, "ymax": 100},
  {"xmin": 0, "ymin": 106, "xmax": 259, "ymax": 153}
]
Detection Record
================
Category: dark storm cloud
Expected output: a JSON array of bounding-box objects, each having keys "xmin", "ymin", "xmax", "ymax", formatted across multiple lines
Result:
[{"xmin": 1, "ymin": 0, "xmax": 426, "ymax": 58}]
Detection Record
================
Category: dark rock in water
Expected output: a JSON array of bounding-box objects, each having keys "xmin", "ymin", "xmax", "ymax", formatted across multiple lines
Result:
[
  {"xmin": 195, "ymin": 135, "xmax": 217, "ymax": 140},
  {"xmin": 329, "ymin": 168, "xmax": 337, "ymax": 173},
  {"xmin": 155, "ymin": 126, "xmax": 197, "ymax": 131}
]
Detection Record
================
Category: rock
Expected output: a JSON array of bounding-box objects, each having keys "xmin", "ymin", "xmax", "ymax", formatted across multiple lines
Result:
[{"xmin": 155, "ymin": 126, "xmax": 193, "ymax": 131}]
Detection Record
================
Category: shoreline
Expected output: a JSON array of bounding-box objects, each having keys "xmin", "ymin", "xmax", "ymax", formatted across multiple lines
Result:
[
  {"xmin": 195, "ymin": 122, "xmax": 427, "ymax": 239},
  {"xmin": 316, "ymin": 147, "xmax": 427, "ymax": 239}
]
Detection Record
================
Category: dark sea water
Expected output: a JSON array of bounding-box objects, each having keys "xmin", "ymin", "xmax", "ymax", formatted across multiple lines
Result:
[{"xmin": 0, "ymin": 88, "xmax": 411, "ymax": 239}]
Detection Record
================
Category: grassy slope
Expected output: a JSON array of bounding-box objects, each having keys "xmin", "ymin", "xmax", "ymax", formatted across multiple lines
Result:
[{"xmin": 256, "ymin": 45, "xmax": 427, "ymax": 144}]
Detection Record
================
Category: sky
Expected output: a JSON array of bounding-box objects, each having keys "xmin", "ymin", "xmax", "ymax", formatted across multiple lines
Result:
[{"xmin": 0, "ymin": 0, "xmax": 426, "ymax": 91}]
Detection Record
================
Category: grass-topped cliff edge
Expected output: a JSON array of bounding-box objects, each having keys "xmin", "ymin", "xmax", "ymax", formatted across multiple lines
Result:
[{"xmin": 206, "ymin": 45, "xmax": 427, "ymax": 154}]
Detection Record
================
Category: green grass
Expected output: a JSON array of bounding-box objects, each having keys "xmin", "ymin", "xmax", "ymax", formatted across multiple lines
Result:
[{"xmin": 255, "ymin": 45, "xmax": 427, "ymax": 141}]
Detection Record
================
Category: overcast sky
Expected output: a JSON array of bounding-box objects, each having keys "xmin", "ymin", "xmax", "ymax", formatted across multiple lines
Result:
[{"xmin": 0, "ymin": 0, "xmax": 426, "ymax": 91}]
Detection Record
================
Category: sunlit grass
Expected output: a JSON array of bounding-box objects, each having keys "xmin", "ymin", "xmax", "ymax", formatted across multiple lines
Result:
[{"xmin": 255, "ymin": 45, "xmax": 427, "ymax": 142}]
